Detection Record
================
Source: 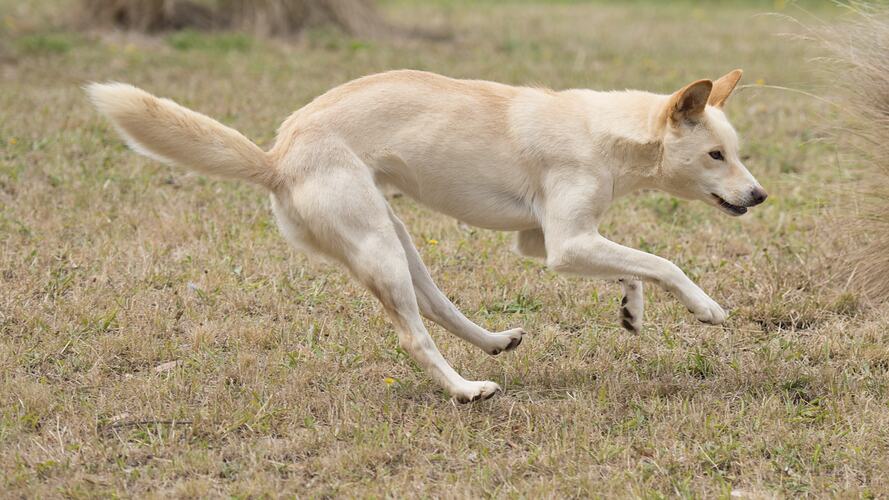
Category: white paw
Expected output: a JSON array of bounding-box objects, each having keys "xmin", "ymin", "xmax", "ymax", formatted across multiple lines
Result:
[
  {"xmin": 486, "ymin": 327, "xmax": 525, "ymax": 355},
  {"xmin": 685, "ymin": 289, "xmax": 727, "ymax": 325},
  {"xmin": 619, "ymin": 279, "xmax": 644, "ymax": 333},
  {"xmin": 453, "ymin": 381, "xmax": 501, "ymax": 404},
  {"xmin": 620, "ymin": 297, "xmax": 643, "ymax": 333}
]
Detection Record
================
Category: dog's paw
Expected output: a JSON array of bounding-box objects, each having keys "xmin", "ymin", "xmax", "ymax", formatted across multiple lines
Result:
[
  {"xmin": 685, "ymin": 290, "xmax": 727, "ymax": 325},
  {"xmin": 453, "ymin": 381, "xmax": 501, "ymax": 404},
  {"xmin": 620, "ymin": 298, "xmax": 643, "ymax": 333},
  {"xmin": 619, "ymin": 279, "xmax": 643, "ymax": 333},
  {"xmin": 486, "ymin": 328, "xmax": 525, "ymax": 355}
]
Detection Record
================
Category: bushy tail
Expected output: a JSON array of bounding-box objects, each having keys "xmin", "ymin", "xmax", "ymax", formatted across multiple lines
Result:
[{"xmin": 86, "ymin": 82, "xmax": 280, "ymax": 190}]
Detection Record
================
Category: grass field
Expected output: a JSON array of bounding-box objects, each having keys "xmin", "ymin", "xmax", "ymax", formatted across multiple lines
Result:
[{"xmin": 3, "ymin": 0, "xmax": 889, "ymax": 497}]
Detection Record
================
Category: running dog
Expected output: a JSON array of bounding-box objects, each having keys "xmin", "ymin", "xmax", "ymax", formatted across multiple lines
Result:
[{"xmin": 88, "ymin": 69, "xmax": 766, "ymax": 402}]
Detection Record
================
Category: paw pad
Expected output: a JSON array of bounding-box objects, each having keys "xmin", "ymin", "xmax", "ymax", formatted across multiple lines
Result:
[{"xmin": 621, "ymin": 318, "xmax": 638, "ymax": 333}]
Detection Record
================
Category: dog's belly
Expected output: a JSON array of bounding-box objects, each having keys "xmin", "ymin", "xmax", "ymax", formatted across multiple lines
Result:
[
  {"xmin": 374, "ymin": 168, "xmax": 538, "ymax": 231},
  {"xmin": 421, "ymin": 191, "xmax": 538, "ymax": 231}
]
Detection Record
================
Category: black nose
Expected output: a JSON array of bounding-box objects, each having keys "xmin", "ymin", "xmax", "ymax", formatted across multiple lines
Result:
[{"xmin": 750, "ymin": 187, "xmax": 768, "ymax": 206}]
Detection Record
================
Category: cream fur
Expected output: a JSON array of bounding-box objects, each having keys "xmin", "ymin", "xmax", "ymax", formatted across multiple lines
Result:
[{"xmin": 88, "ymin": 69, "xmax": 766, "ymax": 402}]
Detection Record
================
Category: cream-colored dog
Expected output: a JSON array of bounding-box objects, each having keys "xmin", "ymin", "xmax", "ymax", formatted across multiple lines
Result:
[{"xmin": 88, "ymin": 69, "xmax": 766, "ymax": 403}]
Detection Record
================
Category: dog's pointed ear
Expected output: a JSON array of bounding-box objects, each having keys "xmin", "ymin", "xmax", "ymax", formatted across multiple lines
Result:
[
  {"xmin": 667, "ymin": 79, "xmax": 712, "ymax": 124},
  {"xmin": 708, "ymin": 69, "xmax": 743, "ymax": 107}
]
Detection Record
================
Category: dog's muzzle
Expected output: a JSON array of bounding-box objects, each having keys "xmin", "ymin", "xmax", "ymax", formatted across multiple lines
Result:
[{"xmin": 711, "ymin": 187, "xmax": 767, "ymax": 216}]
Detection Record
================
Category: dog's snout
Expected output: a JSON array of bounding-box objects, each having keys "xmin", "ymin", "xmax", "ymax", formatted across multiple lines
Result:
[{"xmin": 750, "ymin": 187, "xmax": 768, "ymax": 206}]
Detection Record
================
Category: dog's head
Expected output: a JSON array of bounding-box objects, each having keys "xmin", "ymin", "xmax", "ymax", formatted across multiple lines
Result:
[{"xmin": 657, "ymin": 70, "xmax": 767, "ymax": 216}]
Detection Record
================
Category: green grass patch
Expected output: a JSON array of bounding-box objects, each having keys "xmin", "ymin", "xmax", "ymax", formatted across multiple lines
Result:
[
  {"xmin": 15, "ymin": 32, "xmax": 76, "ymax": 55},
  {"xmin": 166, "ymin": 30, "xmax": 252, "ymax": 52}
]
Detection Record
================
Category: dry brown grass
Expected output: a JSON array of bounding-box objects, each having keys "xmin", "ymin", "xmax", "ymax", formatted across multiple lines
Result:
[
  {"xmin": 2, "ymin": 0, "xmax": 889, "ymax": 497},
  {"xmin": 819, "ymin": 3, "xmax": 889, "ymax": 300}
]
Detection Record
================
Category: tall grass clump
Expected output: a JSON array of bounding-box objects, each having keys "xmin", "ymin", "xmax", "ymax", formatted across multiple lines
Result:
[
  {"xmin": 822, "ymin": 3, "xmax": 889, "ymax": 300},
  {"xmin": 78, "ymin": 0, "xmax": 444, "ymax": 38}
]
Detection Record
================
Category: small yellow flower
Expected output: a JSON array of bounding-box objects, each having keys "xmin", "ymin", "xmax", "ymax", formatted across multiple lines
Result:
[
  {"xmin": 755, "ymin": 78, "xmax": 765, "ymax": 86},
  {"xmin": 8, "ymin": 137, "xmax": 17, "ymax": 145},
  {"xmin": 427, "ymin": 239, "xmax": 438, "ymax": 246},
  {"xmin": 384, "ymin": 377, "xmax": 396, "ymax": 386}
]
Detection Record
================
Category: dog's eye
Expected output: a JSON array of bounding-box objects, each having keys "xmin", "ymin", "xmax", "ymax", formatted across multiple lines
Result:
[{"xmin": 708, "ymin": 150, "xmax": 725, "ymax": 161}]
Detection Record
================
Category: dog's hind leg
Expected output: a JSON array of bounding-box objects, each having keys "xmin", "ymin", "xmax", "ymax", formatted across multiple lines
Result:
[
  {"xmin": 619, "ymin": 279, "xmax": 643, "ymax": 333},
  {"xmin": 387, "ymin": 208, "xmax": 525, "ymax": 355},
  {"xmin": 288, "ymin": 165, "xmax": 500, "ymax": 403}
]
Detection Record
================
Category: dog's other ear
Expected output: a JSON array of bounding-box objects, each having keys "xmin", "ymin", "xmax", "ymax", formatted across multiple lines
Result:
[
  {"xmin": 708, "ymin": 69, "xmax": 743, "ymax": 107},
  {"xmin": 667, "ymin": 79, "xmax": 712, "ymax": 124}
]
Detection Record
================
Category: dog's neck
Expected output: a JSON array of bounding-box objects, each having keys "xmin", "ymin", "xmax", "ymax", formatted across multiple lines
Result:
[{"xmin": 588, "ymin": 92, "xmax": 669, "ymax": 199}]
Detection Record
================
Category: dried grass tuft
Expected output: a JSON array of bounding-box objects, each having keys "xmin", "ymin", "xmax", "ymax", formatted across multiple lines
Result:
[
  {"xmin": 822, "ymin": 3, "xmax": 889, "ymax": 300},
  {"xmin": 80, "ymin": 0, "xmax": 214, "ymax": 32},
  {"xmin": 78, "ymin": 0, "xmax": 447, "ymax": 39}
]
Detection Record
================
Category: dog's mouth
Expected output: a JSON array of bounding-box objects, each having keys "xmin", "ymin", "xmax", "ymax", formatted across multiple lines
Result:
[{"xmin": 711, "ymin": 194, "xmax": 748, "ymax": 216}]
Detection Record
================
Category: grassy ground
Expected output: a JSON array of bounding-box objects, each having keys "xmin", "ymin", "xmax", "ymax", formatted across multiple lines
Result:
[{"xmin": 3, "ymin": 1, "xmax": 888, "ymax": 497}]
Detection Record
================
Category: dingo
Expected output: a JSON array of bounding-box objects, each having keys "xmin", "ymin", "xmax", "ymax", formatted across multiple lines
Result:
[{"xmin": 88, "ymin": 69, "xmax": 766, "ymax": 403}]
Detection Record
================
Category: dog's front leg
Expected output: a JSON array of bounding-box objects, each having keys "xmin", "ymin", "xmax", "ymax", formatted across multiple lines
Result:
[
  {"xmin": 546, "ymin": 233, "xmax": 725, "ymax": 325},
  {"xmin": 541, "ymin": 180, "xmax": 726, "ymax": 326},
  {"xmin": 516, "ymin": 228, "xmax": 644, "ymax": 332}
]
